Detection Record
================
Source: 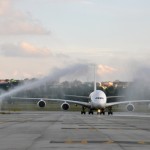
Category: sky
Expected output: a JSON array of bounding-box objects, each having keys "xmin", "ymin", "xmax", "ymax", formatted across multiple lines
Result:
[{"xmin": 0, "ymin": 0, "xmax": 150, "ymax": 81}]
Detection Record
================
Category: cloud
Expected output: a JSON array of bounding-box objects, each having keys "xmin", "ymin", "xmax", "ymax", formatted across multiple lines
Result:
[
  {"xmin": 0, "ymin": 69, "xmax": 44, "ymax": 79},
  {"xmin": 0, "ymin": 0, "xmax": 10, "ymax": 15},
  {"xmin": 12, "ymin": 70, "xmax": 44, "ymax": 79},
  {"xmin": 97, "ymin": 64, "xmax": 118, "ymax": 76},
  {"xmin": 0, "ymin": 41, "xmax": 70, "ymax": 59},
  {"xmin": 0, "ymin": 71, "xmax": 6, "ymax": 79},
  {"xmin": 0, "ymin": 42, "xmax": 52, "ymax": 57},
  {"xmin": 0, "ymin": 0, "xmax": 50, "ymax": 35}
]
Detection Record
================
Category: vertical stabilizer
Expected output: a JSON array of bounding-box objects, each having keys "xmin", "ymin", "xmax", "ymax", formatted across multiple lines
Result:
[{"xmin": 94, "ymin": 65, "xmax": 97, "ymax": 91}]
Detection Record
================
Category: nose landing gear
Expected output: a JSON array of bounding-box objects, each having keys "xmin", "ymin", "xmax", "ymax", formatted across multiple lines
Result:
[
  {"xmin": 97, "ymin": 109, "xmax": 105, "ymax": 115},
  {"xmin": 97, "ymin": 109, "xmax": 101, "ymax": 115},
  {"xmin": 100, "ymin": 108, "xmax": 105, "ymax": 115}
]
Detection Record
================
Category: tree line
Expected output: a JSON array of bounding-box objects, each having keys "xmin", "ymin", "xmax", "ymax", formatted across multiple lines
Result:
[{"xmin": 1, "ymin": 78, "xmax": 150, "ymax": 103}]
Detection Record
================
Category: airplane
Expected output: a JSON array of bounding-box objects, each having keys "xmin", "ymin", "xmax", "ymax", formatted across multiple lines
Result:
[{"xmin": 11, "ymin": 68, "xmax": 150, "ymax": 115}]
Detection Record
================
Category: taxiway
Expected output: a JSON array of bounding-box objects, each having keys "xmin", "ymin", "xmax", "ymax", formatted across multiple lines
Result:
[{"xmin": 0, "ymin": 111, "xmax": 150, "ymax": 150}]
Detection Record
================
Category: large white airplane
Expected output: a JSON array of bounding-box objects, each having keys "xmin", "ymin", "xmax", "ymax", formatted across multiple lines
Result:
[{"xmin": 12, "ymin": 68, "xmax": 150, "ymax": 115}]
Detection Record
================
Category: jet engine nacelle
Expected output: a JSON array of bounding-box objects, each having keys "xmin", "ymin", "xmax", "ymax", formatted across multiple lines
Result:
[
  {"xmin": 126, "ymin": 103, "xmax": 135, "ymax": 111},
  {"xmin": 37, "ymin": 99, "xmax": 46, "ymax": 108},
  {"xmin": 61, "ymin": 102, "xmax": 70, "ymax": 110}
]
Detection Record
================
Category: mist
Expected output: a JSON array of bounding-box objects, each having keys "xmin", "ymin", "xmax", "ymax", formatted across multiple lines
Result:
[
  {"xmin": 125, "ymin": 66, "xmax": 150, "ymax": 99},
  {"xmin": 0, "ymin": 63, "xmax": 89, "ymax": 104},
  {"xmin": 116, "ymin": 64, "xmax": 150, "ymax": 111}
]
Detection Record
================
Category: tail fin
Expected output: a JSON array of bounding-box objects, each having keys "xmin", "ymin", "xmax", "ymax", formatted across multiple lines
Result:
[{"xmin": 94, "ymin": 65, "xmax": 97, "ymax": 91}]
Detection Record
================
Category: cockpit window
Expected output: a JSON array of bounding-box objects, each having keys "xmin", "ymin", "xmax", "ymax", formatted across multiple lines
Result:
[{"xmin": 95, "ymin": 97, "xmax": 104, "ymax": 99}]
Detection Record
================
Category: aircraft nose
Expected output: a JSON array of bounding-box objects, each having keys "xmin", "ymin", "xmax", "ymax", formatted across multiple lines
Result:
[
  {"xmin": 99, "ymin": 99, "xmax": 106, "ymax": 107},
  {"xmin": 93, "ymin": 99, "xmax": 104, "ymax": 108}
]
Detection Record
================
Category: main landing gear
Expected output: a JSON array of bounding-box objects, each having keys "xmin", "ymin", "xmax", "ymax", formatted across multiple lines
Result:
[
  {"xmin": 108, "ymin": 107, "xmax": 113, "ymax": 115},
  {"xmin": 81, "ymin": 107, "xmax": 113, "ymax": 115},
  {"xmin": 81, "ymin": 110, "xmax": 94, "ymax": 115},
  {"xmin": 81, "ymin": 107, "xmax": 94, "ymax": 115},
  {"xmin": 81, "ymin": 106, "xmax": 86, "ymax": 114},
  {"xmin": 88, "ymin": 109, "xmax": 94, "ymax": 115}
]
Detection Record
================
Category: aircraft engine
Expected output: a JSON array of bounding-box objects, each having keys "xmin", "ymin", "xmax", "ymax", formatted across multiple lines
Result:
[
  {"xmin": 37, "ymin": 99, "xmax": 46, "ymax": 108},
  {"xmin": 126, "ymin": 103, "xmax": 135, "ymax": 111},
  {"xmin": 61, "ymin": 102, "xmax": 70, "ymax": 110}
]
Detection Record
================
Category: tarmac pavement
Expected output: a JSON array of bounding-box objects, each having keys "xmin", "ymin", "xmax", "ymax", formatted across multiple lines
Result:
[{"xmin": 0, "ymin": 111, "xmax": 150, "ymax": 150}]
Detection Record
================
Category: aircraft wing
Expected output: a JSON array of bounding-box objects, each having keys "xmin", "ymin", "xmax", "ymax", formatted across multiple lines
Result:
[
  {"xmin": 11, "ymin": 97, "xmax": 91, "ymax": 108},
  {"xmin": 107, "ymin": 96, "xmax": 124, "ymax": 99},
  {"xmin": 106, "ymin": 99, "xmax": 150, "ymax": 107},
  {"xmin": 64, "ymin": 95, "xmax": 90, "ymax": 99},
  {"xmin": 44, "ymin": 98, "xmax": 91, "ymax": 107}
]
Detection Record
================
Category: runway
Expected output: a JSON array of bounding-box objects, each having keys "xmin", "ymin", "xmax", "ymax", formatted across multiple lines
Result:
[{"xmin": 0, "ymin": 111, "xmax": 150, "ymax": 150}]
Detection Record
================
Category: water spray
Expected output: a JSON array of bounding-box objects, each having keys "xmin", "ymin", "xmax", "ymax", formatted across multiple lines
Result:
[{"xmin": 0, "ymin": 63, "xmax": 89, "ymax": 110}]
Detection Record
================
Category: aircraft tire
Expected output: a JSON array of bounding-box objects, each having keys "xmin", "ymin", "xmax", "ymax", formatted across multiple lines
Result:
[
  {"xmin": 88, "ymin": 111, "xmax": 93, "ymax": 115},
  {"xmin": 81, "ymin": 111, "xmax": 86, "ymax": 115},
  {"xmin": 108, "ymin": 112, "xmax": 113, "ymax": 115}
]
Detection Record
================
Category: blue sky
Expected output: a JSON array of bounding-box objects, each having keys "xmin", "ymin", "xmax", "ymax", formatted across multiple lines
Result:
[{"xmin": 0, "ymin": 0, "xmax": 150, "ymax": 81}]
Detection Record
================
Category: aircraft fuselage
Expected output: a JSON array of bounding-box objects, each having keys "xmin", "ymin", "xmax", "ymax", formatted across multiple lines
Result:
[{"xmin": 89, "ymin": 90, "xmax": 107, "ymax": 109}]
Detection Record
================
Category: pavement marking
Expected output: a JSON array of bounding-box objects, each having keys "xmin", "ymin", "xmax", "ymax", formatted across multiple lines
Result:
[
  {"xmin": 61, "ymin": 127, "xmax": 136, "ymax": 130},
  {"xmin": 89, "ymin": 127, "xmax": 97, "ymax": 131},
  {"xmin": 105, "ymin": 140, "xmax": 114, "ymax": 144},
  {"xmin": 64, "ymin": 139, "xmax": 73, "ymax": 144},
  {"xmin": 0, "ymin": 122, "xmax": 6, "ymax": 124},
  {"xmin": 81, "ymin": 139, "xmax": 88, "ymax": 144},
  {"xmin": 138, "ymin": 141, "xmax": 145, "ymax": 144},
  {"xmin": 50, "ymin": 140, "xmax": 150, "ymax": 145}
]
